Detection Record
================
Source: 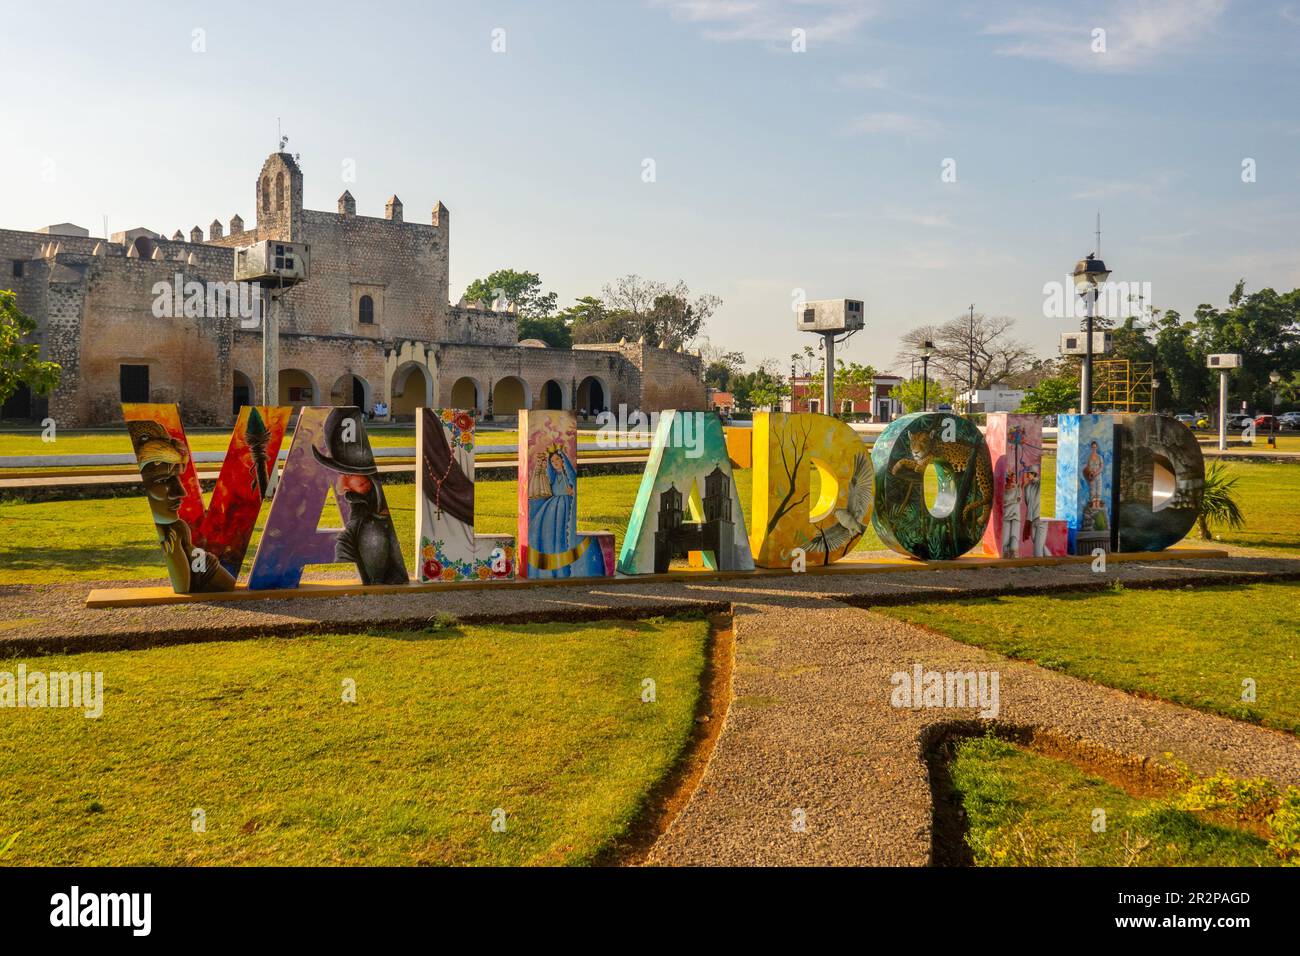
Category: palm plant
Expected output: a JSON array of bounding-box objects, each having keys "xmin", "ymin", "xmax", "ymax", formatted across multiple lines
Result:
[{"xmin": 1197, "ymin": 461, "xmax": 1246, "ymax": 541}]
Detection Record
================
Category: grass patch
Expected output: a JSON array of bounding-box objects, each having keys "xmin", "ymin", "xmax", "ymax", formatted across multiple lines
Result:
[
  {"xmin": 0, "ymin": 615, "xmax": 709, "ymax": 865},
  {"xmin": 951, "ymin": 735, "xmax": 1280, "ymax": 866},
  {"xmin": 880, "ymin": 581, "xmax": 1300, "ymax": 733}
]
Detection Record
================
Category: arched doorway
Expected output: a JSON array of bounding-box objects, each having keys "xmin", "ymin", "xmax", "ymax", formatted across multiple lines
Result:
[
  {"xmin": 279, "ymin": 369, "xmax": 318, "ymax": 407},
  {"xmin": 450, "ymin": 376, "xmax": 480, "ymax": 412},
  {"xmin": 1, "ymin": 382, "xmax": 33, "ymax": 421},
  {"xmin": 232, "ymin": 370, "xmax": 254, "ymax": 417},
  {"xmin": 492, "ymin": 376, "xmax": 527, "ymax": 418},
  {"xmin": 577, "ymin": 376, "xmax": 607, "ymax": 417},
  {"xmin": 390, "ymin": 362, "xmax": 431, "ymax": 419},
  {"xmin": 330, "ymin": 373, "xmax": 369, "ymax": 410},
  {"xmin": 540, "ymin": 379, "xmax": 564, "ymax": 410}
]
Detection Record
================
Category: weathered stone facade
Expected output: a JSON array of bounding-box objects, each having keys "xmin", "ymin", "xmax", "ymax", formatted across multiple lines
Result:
[{"xmin": 1, "ymin": 151, "xmax": 705, "ymax": 426}]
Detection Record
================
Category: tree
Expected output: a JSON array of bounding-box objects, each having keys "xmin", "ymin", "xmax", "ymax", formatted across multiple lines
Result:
[
  {"xmin": 808, "ymin": 360, "xmax": 877, "ymax": 413},
  {"xmin": 463, "ymin": 269, "xmax": 558, "ymax": 320},
  {"xmin": 563, "ymin": 296, "xmax": 633, "ymax": 344},
  {"xmin": 0, "ymin": 290, "xmax": 60, "ymax": 405},
  {"xmin": 889, "ymin": 377, "xmax": 955, "ymax": 414},
  {"xmin": 896, "ymin": 313, "xmax": 1035, "ymax": 393},
  {"xmin": 697, "ymin": 344, "xmax": 745, "ymax": 390},
  {"xmin": 517, "ymin": 315, "xmax": 571, "ymax": 348},
  {"xmin": 598, "ymin": 275, "xmax": 721, "ymax": 349},
  {"xmin": 1018, "ymin": 375, "xmax": 1077, "ymax": 415},
  {"xmin": 733, "ymin": 360, "xmax": 788, "ymax": 411}
]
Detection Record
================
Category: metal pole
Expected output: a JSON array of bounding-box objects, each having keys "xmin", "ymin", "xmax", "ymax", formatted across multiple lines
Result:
[
  {"xmin": 922, "ymin": 356, "xmax": 930, "ymax": 412},
  {"xmin": 968, "ymin": 304, "xmax": 974, "ymax": 413},
  {"xmin": 261, "ymin": 287, "xmax": 278, "ymax": 407},
  {"xmin": 1218, "ymin": 370, "xmax": 1228, "ymax": 452},
  {"xmin": 822, "ymin": 332, "xmax": 834, "ymax": 416},
  {"xmin": 1081, "ymin": 288, "xmax": 1094, "ymax": 414}
]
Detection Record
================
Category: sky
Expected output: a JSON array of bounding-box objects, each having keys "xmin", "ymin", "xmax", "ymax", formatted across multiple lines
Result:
[{"xmin": 2, "ymin": 0, "xmax": 1298, "ymax": 376}]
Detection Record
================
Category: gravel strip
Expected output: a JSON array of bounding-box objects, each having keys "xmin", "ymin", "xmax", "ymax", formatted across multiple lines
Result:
[{"xmin": 647, "ymin": 597, "xmax": 1300, "ymax": 866}]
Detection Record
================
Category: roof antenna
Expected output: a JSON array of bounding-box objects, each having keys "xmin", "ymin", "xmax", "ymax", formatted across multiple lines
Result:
[{"xmin": 1095, "ymin": 211, "xmax": 1101, "ymax": 257}]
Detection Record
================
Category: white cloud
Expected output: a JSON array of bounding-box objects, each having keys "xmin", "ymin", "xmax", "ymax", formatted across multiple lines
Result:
[
  {"xmin": 653, "ymin": 0, "xmax": 882, "ymax": 45},
  {"xmin": 984, "ymin": 0, "xmax": 1228, "ymax": 72},
  {"xmin": 844, "ymin": 111, "xmax": 941, "ymax": 136}
]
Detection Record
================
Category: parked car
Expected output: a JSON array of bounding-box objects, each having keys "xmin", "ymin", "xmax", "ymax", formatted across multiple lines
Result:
[
  {"xmin": 1227, "ymin": 413, "xmax": 1255, "ymax": 429},
  {"xmin": 1175, "ymin": 413, "xmax": 1196, "ymax": 426},
  {"xmin": 1254, "ymin": 414, "xmax": 1284, "ymax": 431},
  {"xmin": 1279, "ymin": 411, "xmax": 1300, "ymax": 427}
]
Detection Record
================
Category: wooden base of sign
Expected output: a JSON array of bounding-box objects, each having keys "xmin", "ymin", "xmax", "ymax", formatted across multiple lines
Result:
[{"xmin": 85, "ymin": 546, "xmax": 1231, "ymax": 609}]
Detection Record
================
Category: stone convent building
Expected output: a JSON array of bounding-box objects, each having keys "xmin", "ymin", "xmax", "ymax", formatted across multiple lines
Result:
[{"xmin": 0, "ymin": 150, "xmax": 705, "ymax": 426}]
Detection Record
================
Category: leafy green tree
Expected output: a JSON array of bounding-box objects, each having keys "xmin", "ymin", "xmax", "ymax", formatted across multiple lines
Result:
[
  {"xmin": 704, "ymin": 351, "xmax": 745, "ymax": 391},
  {"xmin": 889, "ymin": 377, "xmax": 955, "ymax": 414},
  {"xmin": 1018, "ymin": 376, "xmax": 1077, "ymax": 415},
  {"xmin": 516, "ymin": 315, "xmax": 571, "ymax": 348},
  {"xmin": 463, "ymin": 269, "xmax": 558, "ymax": 320},
  {"xmin": 1, "ymin": 289, "xmax": 60, "ymax": 405},
  {"xmin": 808, "ymin": 360, "xmax": 877, "ymax": 413},
  {"xmin": 565, "ymin": 296, "xmax": 638, "ymax": 344}
]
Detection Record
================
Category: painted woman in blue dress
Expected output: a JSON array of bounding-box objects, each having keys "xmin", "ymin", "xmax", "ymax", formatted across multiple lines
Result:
[{"xmin": 530, "ymin": 446, "xmax": 578, "ymax": 574}]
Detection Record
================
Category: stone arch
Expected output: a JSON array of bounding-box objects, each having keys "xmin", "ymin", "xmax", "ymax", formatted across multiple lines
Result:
[
  {"xmin": 450, "ymin": 376, "xmax": 482, "ymax": 413},
  {"xmin": 278, "ymin": 368, "xmax": 318, "ymax": 407},
  {"xmin": 330, "ymin": 373, "xmax": 370, "ymax": 410},
  {"xmin": 538, "ymin": 379, "xmax": 566, "ymax": 410},
  {"xmin": 391, "ymin": 362, "xmax": 432, "ymax": 420},
  {"xmin": 576, "ymin": 375, "xmax": 609, "ymax": 418},
  {"xmin": 275, "ymin": 172, "xmax": 285, "ymax": 211},
  {"xmin": 492, "ymin": 375, "xmax": 528, "ymax": 419},
  {"xmin": 261, "ymin": 176, "xmax": 270, "ymax": 216},
  {"xmin": 232, "ymin": 369, "xmax": 255, "ymax": 417}
]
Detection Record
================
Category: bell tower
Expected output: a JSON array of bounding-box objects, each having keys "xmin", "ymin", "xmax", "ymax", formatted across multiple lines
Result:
[{"xmin": 255, "ymin": 151, "xmax": 304, "ymax": 240}]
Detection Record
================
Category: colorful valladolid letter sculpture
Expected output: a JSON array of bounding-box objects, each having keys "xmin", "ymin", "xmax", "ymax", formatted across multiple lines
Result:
[
  {"xmin": 415, "ymin": 408, "xmax": 514, "ymax": 581},
  {"xmin": 123, "ymin": 402, "xmax": 290, "ymax": 593},
  {"xmin": 517, "ymin": 410, "xmax": 616, "ymax": 578},
  {"xmin": 981, "ymin": 412, "xmax": 1068, "ymax": 558},
  {"xmin": 249, "ymin": 406, "xmax": 407, "ymax": 589},
  {"xmin": 871, "ymin": 412, "xmax": 993, "ymax": 560},
  {"xmin": 750, "ymin": 412, "xmax": 873, "ymax": 567},
  {"xmin": 1113, "ymin": 413, "xmax": 1204, "ymax": 552},
  {"xmin": 619, "ymin": 410, "xmax": 754, "ymax": 575},
  {"xmin": 1055, "ymin": 413, "xmax": 1115, "ymax": 555}
]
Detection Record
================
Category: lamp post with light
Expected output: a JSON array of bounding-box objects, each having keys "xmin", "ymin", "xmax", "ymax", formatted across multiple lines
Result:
[{"xmin": 1072, "ymin": 252, "xmax": 1111, "ymax": 414}]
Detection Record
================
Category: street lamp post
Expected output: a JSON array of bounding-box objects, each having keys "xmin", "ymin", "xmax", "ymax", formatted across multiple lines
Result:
[
  {"xmin": 1072, "ymin": 252, "xmax": 1111, "ymax": 414},
  {"xmin": 1270, "ymin": 370, "xmax": 1281, "ymax": 448},
  {"xmin": 921, "ymin": 340, "xmax": 934, "ymax": 412}
]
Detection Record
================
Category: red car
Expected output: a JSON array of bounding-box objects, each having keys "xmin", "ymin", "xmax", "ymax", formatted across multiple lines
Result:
[{"xmin": 1254, "ymin": 414, "xmax": 1285, "ymax": 430}]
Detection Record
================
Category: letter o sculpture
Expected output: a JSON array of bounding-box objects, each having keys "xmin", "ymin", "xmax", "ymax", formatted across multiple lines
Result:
[
  {"xmin": 871, "ymin": 412, "xmax": 993, "ymax": 560},
  {"xmin": 1114, "ymin": 413, "xmax": 1205, "ymax": 552}
]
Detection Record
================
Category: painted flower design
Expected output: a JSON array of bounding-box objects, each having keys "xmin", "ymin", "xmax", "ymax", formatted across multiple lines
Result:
[{"xmin": 422, "ymin": 558, "xmax": 442, "ymax": 580}]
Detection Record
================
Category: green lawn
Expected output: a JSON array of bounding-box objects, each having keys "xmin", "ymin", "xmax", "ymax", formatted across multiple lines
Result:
[
  {"xmin": 0, "ymin": 615, "xmax": 708, "ymax": 865},
  {"xmin": 881, "ymin": 581, "xmax": 1300, "ymax": 733},
  {"xmin": 951, "ymin": 735, "xmax": 1280, "ymax": 866}
]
